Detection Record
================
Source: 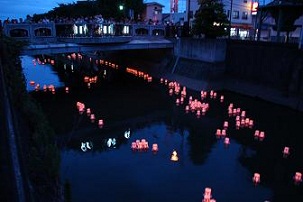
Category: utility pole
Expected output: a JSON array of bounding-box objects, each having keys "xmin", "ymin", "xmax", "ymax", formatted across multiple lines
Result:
[
  {"xmin": 228, "ymin": 0, "xmax": 233, "ymax": 39},
  {"xmin": 187, "ymin": 0, "xmax": 191, "ymax": 36}
]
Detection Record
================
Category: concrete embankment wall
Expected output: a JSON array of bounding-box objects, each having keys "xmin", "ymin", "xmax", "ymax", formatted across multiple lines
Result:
[{"xmin": 225, "ymin": 40, "xmax": 303, "ymax": 96}]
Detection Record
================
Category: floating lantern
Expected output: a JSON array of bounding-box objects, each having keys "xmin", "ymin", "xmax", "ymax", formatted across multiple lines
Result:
[
  {"xmin": 176, "ymin": 98, "xmax": 180, "ymax": 106},
  {"xmin": 29, "ymin": 81, "xmax": 35, "ymax": 86},
  {"xmin": 216, "ymin": 129, "xmax": 221, "ymax": 137},
  {"xmin": 203, "ymin": 187, "xmax": 212, "ymax": 201},
  {"xmin": 185, "ymin": 105, "xmax": 190, "ymax": 113},
  {"xmin": 171, "ymin": 150, "xmax": 179, "ymax": 162},
  {"xmin": 131, "ymin": 142, "xmax": 137, "ymax": 150},
  {"xmin": 220, "ymin": 95, "xmax": 224, "ymax": 102},
  {"xmin": 241, "ymin": 110, "xmax": 246, "ymax": 118},
  {"xmin": 65, "ymin": 87, "xmax": 69, "ymax": 93},
  {"xmin": 213, "ymin": 92, "xmax": 217, "ymax": 98},
  {"xmin": 236, "ymin": 121, "xmax": 240, "ymax": 129},
  {"xmin": 196, "ymin": 110, "xmax": 201, "ymax": 118},
  {"xmin": 90, "ymin": 114, "xmax": 95, "ymax": 123},
  {"xmin": 252, "ymin": 173, "xmax": 261, "ymax": 184},
  {"xmin": 294, "ymin": 172, "xmax": 302, "ymax": 185},
  {"xmin": 223, "ymin": 121, "xmax": 229, "ymax": 129},
  {"xmin": 169, "ymin": 89, "xmax": 173, "ymax": 96},
  {"xmin": 282, "ymin": 146, "xmax": 290, "ymax": 158},
  {"xmin": 259, "ymin": 131, "xmax": 265, "ymax": 141},
  {"xmin": 248, "ymin": 120, "xmax": 254, "ymax": 128},
  {"xmin": 152, "ymin": 144, "xmax": 159, "ymax": 152},
  {"xmin": 86, "ymin": 108, "xmax": 91, "ymax": 116},
  {"xmin": 43, "ymin": 85, "xmax": 47, "ymax": 92},
  {"xmin": 221, "ymin": 129, "xmax": 226, "ymax": 136},
  {"xmin": 180, "ymin": 97, "xmax": 184, "ymax": 104},
  {"xmin": 224, "ymin": 137, "xmax": 230, "ymax": 145},
  {"xmin": 254, "ymin": 130, "xmax": 260, "ymax": 139},
  {"xmin": 98, "ymin": 119, "xmax": 104, "ymax": 128}
]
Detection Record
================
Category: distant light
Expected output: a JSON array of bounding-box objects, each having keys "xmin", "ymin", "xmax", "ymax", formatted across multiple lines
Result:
[{"xmin": 119, "ymin": 5, "xmax": 124, "ymax": 10}]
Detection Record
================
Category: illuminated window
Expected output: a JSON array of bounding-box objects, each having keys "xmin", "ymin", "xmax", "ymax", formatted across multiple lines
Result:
[
  {"xmin": 233, "ymin": 11, "xmax": 239, "ymax": 19},
  {"xmin": 242, "ymin": 12, "xmax": 248, "ymax": 20}
]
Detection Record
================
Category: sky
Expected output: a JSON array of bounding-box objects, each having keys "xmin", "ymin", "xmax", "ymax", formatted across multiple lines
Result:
[{"xmin": 0, "ymin": 0, "xmax": 175, "ymax": 22}]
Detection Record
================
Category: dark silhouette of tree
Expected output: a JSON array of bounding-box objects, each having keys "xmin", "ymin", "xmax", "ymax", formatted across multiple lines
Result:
[
  {"xmin": 32, "ymin": 0, "xmax": 145, "ymax": 22},
  {"xmin": 192, "ymin": 0, "xmax": 229, "ymax": 39}
]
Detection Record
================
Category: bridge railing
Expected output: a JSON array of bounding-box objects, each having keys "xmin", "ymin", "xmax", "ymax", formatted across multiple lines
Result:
[{"xmin": 3, "ymin": 22, "xmax": 166, "ymax": 43}]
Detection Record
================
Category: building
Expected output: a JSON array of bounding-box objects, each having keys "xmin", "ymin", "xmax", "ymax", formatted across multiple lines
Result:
[
  {"xmin": 185, "ymin": 0, "xmax": 259, "ymax": 38},
  {"xmin": 142, "ymin": 2, "xmax": 165, "ymax": 24}
]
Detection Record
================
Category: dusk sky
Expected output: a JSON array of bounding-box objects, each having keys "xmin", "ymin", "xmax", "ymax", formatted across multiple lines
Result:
[{"xmin": 0, "ymin": 0, "xmax": 176, "ymax": 21}]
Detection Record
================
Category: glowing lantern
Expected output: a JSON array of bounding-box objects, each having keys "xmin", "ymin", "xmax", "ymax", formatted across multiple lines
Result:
[
  {"xmin": 131, "ymin": 142, "xmax": 137, "ymax": 150},
  {"xmin": 259, "ymin": 131, "xmax": 265, "ymax": 141},
  {"xmin": 241, "ymin": 110, "xmax": 246, "ymax": 118},
  {"xmin": 185, "ymin": 105, "xmax": 190, "ymax": 113},
  {"xmin": 224, "ymin": 137, "xmax": 230, "ymax": 145},
  {"xmin": 176, "ymin": 98, "xmax": 180, "ymax": 106},
  {"xmin": 282, "ymin": 146, "xmax": 290, "ymax": 158},
  {"xmin": 220, "ymin": 95, "xmax": 224, "ymax": 102},
  {"xmin": 294, "ymin": 172, "xmax": 302, "ymax": 185},
  {"xmin": 254, "ymin": 130, "xmax": 260, "ymax": 138},
  {"xmin": 29, "ymin": 81, "xmax": 35, "ymax": 86},
  {"xmin": 203, "ymin": 187, "xmax": 212, "ymax": 201},
  {"xmin": 196, "ymin": 110, "xmax": 201, "ymax": 118},
  {"xmin": 223, "ymin": 121, "xmax": 229, "ymax": 129},
  {"xmin": 43, "ymin": 85, "xmax": 47, "ymax": 92},
  {"xmin": 252, "ymin": 173, "xmax": 261, "ymax": 184},
  {"xmin": 171, "ymin": 150, "xmax": 179, "ymax": 162},
  {"xmin": 221, "ymin": 129, "xmax": 226, "ymax": 136},
  {"xmin": 86, "ymin": 108, "xmax": 91, "ymax": 116},
  {"xmin": 98, "ymin": 119, "xmax": 104, "ymax": 128},
  {"xmin": 236, "ymin": 108, "xmax": 241, "ymax": 115},
  {"xmin": 248, "ymin": 120, "xmax": 254, "ymax": 128},
  {"xmin": 169, "ymin": 89, "xmax": 173, "ymax": 96},
  {"xmin": 213, "ymin": 92, "xmax": 217, "ymax": 98},
  {"xmin": 90, "ymin": 114, "xmax": 95, "ymax": 123},
  {"xmin": 236, "ymin": 121, "xmax": 240, "ymax": 129},
  {"xmin": 216, "ymin": 129, "xmax": 221, "ymax": 137},
  {"xmin": 152, "ymin": 144, "xmax": 159, "ymax": 152},
  {"xmin": 65, "ymin": 87, "xmax": 69, "ymax": 93}
]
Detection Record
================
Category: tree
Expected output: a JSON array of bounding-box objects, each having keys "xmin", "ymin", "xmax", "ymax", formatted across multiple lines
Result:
[{"xmin": 192, "ymin": 0, "xmax": 229, "ymax": 39}]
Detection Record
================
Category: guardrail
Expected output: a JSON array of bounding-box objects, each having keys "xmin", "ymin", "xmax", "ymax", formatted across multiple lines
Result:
[{"xmin": 3, "ymin": 22, "xmax": 166, "ymax": 44}]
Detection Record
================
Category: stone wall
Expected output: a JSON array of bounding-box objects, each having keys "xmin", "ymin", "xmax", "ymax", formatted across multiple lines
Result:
[
  {"xmin": 225, "ymin": 40, "xmax": 303, "ymax": 95},
  {"xmin": 174, "ymin": 38, "xmax": 227, "ymax": 63}
]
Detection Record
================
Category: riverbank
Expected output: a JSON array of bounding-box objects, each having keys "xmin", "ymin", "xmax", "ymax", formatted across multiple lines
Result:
[{"xmin": 123, "ymin": 51, "xmax": 303, "ymax": 113}]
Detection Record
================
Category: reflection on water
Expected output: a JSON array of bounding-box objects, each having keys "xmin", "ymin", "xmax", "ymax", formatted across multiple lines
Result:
[
  {"xmin": 21, "ymin": 55, "xmax": 64, "ymax": 91},
  {"xmin": 22, "ymin": 54, "xmax": 303, "ymax": 201}
]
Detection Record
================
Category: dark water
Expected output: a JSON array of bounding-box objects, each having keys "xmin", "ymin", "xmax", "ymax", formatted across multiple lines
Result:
[{"xmin": 22, "ymin": 54, "xmax": 303, "ymax": 202}]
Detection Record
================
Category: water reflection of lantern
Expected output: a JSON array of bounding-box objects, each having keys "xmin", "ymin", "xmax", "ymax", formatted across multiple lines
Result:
[
  {"xmin": 252, "ymin": 173, "xmax": 261, "ymax": 184},
  {"xmin": 282, "ymin": 146, "xmax": 290, "ymax": 158},
  {"xmin": 171, "ymin": 150, "xmax": 179, "ymax": 161},
  {"xmin": 293, "ymin": 172, "xmax": 302, "ymax": 185},
  {"xmin": 152, "ymin": 144, "xmax": 159, "ymax": 152}
]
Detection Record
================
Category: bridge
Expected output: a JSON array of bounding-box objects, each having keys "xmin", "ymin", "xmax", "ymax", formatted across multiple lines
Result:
[{"xmin": 3, "ymin": 22, "xmax": 174, "ymax": 55}]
